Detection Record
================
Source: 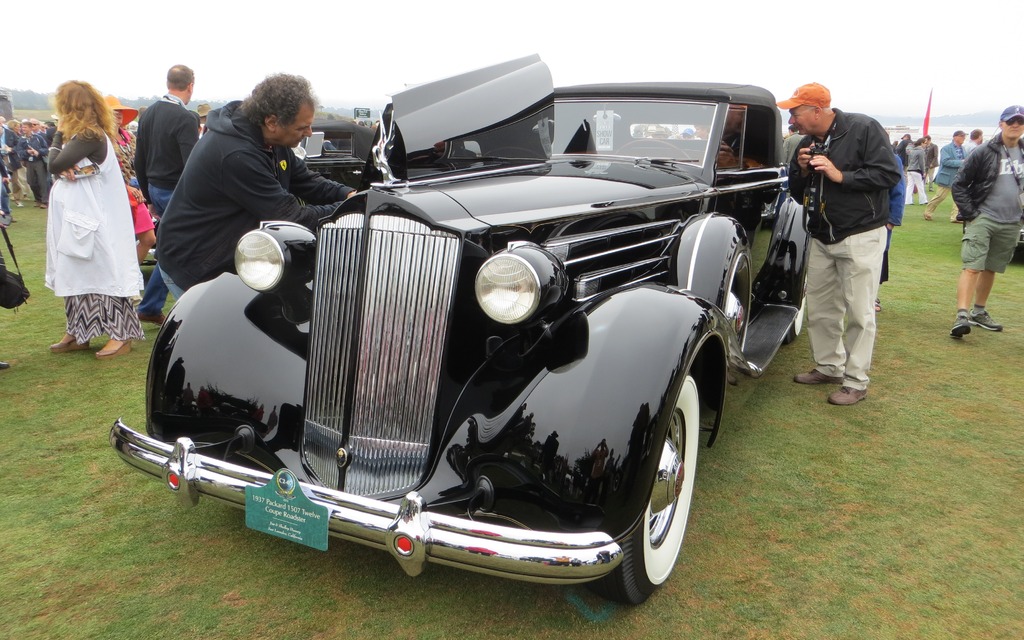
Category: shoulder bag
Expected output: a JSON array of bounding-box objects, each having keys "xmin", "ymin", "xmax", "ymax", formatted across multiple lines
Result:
[{"xmin": 0, "ymin": 227, "xmax": 30, "ymax": 309}]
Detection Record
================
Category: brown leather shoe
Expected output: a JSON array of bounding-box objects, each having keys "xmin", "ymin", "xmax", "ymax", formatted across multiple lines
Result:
[
  {"xmin": 794, "ymin": 369, "xmax": 844, "ymax": 385},
  {"xmin": 50, "ymin": 338, "xmax": 91, "ymax": 353},
  {"xmin": 138, "ymin": 312, "xmax": 166, "ymax": 325},
  {"xmin": 96, "ymin": 341, "xmax": 131, "ymax": 359},
  {"xmin": 828, "ymin": 386, "xmax": 867, "ymax": 405}
]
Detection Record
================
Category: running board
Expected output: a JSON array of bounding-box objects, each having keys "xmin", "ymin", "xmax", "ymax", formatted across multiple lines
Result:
[{"xmin": 742, "ymin": 304, "xmax": 798, "ymax": 376}]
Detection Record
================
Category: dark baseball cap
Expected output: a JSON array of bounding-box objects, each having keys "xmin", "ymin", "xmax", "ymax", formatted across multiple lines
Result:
[{"xmin": 999, "ymin": 105, "xmax": 1024, "ymax": 121}]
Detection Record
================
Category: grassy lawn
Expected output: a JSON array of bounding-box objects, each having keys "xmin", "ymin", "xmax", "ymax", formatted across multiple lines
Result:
[{"xmin": 1, "ymin": 196, "xmax": 1021, "ymax": 639}]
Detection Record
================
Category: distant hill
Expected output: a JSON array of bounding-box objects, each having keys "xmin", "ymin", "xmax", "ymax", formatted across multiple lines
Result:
[{"xmin": 872, "ymin": 112, "xmax": 1002, "ymax": 127}]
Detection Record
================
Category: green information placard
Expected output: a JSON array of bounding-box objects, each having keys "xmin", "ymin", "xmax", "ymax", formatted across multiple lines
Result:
[{"xmin": 245, "ymin": 469, "xmax": 329, "ymax": 551}]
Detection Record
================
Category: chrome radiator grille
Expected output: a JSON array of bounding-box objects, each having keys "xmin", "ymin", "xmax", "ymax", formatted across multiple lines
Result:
[{"xmin": 302, "ymin": 214, "xmax": 461, "ymax": 496}]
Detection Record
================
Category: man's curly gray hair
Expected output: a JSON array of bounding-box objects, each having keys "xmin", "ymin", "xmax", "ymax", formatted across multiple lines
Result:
[{"xmin": 241, "ymin": 74, "xmax": 318, "ymax": 127}]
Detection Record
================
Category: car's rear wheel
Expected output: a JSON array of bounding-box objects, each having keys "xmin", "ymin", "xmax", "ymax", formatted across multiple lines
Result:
[{"xmin": 589, "ymin": 375, "xmax": 700, "ymax": 604}]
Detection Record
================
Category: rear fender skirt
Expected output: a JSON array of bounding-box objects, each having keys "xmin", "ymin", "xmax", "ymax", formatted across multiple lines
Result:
[{"xmin": 751, "ymin": 196, "xmax": 809, "ymax": 308}]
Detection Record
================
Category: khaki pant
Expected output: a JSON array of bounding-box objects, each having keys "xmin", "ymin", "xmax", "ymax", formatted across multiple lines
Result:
[
  {"xmin": 805, "ymin": 226, "xmax": 886, "ymax": 390},
  {"xmin": 923, "ymin": 184, "xmax": 957, "ymax": 220},
  {"xmin": 7, "ymin": 166, "xmax": 29, "ymax": 204}
]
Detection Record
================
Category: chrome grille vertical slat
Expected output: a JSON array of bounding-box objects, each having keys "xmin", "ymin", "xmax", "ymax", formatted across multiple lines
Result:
[
  {"xmin": 303, "ymin": 214, "xmax": 460, "ymax": 497},
  {"xmin": 303, "ymin": 214, "xmax": 365, "ymax": 489}
]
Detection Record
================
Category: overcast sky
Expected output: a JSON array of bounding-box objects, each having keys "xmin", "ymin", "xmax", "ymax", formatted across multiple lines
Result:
[{"xmin": 7, "ymin": 0, "xmax": 1014, "ymax": 121}]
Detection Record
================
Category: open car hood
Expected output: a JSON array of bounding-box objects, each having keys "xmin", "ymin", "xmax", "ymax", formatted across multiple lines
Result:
[{"xmin": 371, "ymin": 55, "xmax": 553, "ymax": 182}]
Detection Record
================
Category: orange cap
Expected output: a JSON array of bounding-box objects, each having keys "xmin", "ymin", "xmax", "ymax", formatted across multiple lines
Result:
[{"xmin": 777, "ymin": 83, "xmax": 831, "ymax": 110}]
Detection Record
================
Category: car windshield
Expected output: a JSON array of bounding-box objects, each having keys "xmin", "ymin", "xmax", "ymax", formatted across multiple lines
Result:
[
  {"xmin": 552, "ymin": 100, "xmax": 717, "ymax": 165},
  {"xmin": 404, "ymin": 100, "xmax": 720, "ymax": 171}
]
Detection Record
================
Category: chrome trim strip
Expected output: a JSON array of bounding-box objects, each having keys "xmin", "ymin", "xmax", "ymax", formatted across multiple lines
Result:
[
  {"xmin": 576, "ymin": 257, "xmax": 668, "ymax": 284},
  {"xmin": 561, "ymin": 234, "xmax": 676, "ymax": 267},
  {"xmin": 371, "ymin": 162, "xmax": 549, "ymax": 190},
  {"xmin": 685, "ymin": 215, "xmax": 715, "ymax": 292},
  {"xmin": 712, "ymin": 177, "xmax": 787, "ymax": 192},
  {"xmin": 110, "ymin": 421, "xmax": 622, "ymax": 584},
  {"xmin": 541, "ymin": 219, "xmax": 678, "ymax": 252}
]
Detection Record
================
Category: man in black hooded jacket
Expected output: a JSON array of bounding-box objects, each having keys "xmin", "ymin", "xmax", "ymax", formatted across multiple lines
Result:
[{"xmin": 156, "ymin": 74, "xmax": 354, "ymax": 294}]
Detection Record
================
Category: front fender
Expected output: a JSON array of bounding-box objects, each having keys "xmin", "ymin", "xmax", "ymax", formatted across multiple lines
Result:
[
  {"xmin": 426, "ymin": 284, "xmax": 726, "ymax": 541},
  {"xmin": 147, "ymin": 274, "xmax": 311, "ymax": 478}
]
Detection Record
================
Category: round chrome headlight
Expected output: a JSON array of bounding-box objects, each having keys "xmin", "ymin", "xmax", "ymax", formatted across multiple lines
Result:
[
  {"xmin": 476, "ymin": 254, "xmax": 540, "ymax": 324},
  {"xmin": 476, "ymin": 245, "xmax": 567, "ymax": 325},
  {"xmin": 235, "ymin": 230, "xmax": 285, "ymax": 291}
]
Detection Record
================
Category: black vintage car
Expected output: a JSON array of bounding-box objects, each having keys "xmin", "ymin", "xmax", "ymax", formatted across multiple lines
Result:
[
  {"xmin": 300, "ymin": 117, "xmax": 376, "ymax": 190},
  {"xmin": 110, "ymin": 55, "xmax": 808, "ymax": 604}
]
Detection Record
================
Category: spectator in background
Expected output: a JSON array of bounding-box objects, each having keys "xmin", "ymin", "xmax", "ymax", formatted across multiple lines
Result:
[
  {"xmin": 196, "ymin": 103, "xmax": 211, "ymax": 137},
  {"xmin": 781, "ymin": 123, "xmax": 803, "ymax": 163},
  {"xmin": 2, "ymin": 118, "xmax": 28, "ymax": 208},
  {"xmin": 876, "ymin": 155, "xmax": 906, "ymax": 312},
  {"xmin": 134, "ymin": 64, "xmax": 200, "ymax": 326},
  {"xmin": 904, "ymin": 138, "xmax": 929, "ymax": 205},
  {"xmin": 780, "ymin": 82, "xmax": 901, "ymax": 405},
  {"xmin": 105, "ymin": 96, "xmax": 156, "ymax": 264},
  {"xmin": 45, "ymin": 80, "xmax": 144, "ymax": 359},
  {"xmin": 963, "ymin": 128, "xmax": 983, "ymax": 155},
  {"xmin": 895, "ymin": 133, "xmax": 912, "ymax": 170},
  {"xmin": 0, "ymin": 148, "xmax": 10, "ymax": 222},
  {"xmin": 923, "ymin": 135, "xmax": 938, "ymax": 190},
  {"xmin": 1, "ymin": 117, "xmax": 26, "ymax": 208},
  {"xmin": 17, "ymin": 119, "xmax": 50, "ymax": 208},
  {"xmin": 922, "ymin": 131, "xmax": 967, "ymax": 222},
  {"xmin": 949, "ymin": 106, "xmax": 1024, "ymax": 338}
]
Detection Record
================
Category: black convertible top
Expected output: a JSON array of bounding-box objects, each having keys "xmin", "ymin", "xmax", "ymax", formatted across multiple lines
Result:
[{"xmin": 555, "ymin": 83, "xmax": 779, "ymax": 110}]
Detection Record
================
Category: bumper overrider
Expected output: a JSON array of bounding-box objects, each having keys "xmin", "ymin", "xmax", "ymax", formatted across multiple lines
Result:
[{"xmin": 109, "ymin": 420, "xmax": 622, "ymax": 583}]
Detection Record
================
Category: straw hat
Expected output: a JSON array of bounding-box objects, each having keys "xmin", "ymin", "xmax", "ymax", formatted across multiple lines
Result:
[{"xmin": 104, "ymin": 95, "xmax": 139, "ymax": 124}]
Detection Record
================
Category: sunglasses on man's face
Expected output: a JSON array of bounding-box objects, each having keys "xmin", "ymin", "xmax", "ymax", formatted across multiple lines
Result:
[{"xmin": 1005, "ymin": 116, "xmax": 1024, "ymax": 126}]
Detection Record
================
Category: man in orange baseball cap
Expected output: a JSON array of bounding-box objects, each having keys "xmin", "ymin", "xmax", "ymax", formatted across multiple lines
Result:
[
  {"xmin": 776, "ymin": 82, "xmax": 831, "ymax": 110},
  {"xmin": 780, "ymin": 82, "xmax": 902, "ymax": 406}
]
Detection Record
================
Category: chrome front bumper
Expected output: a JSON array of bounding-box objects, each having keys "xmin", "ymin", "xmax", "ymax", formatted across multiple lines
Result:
[{"xmin": 109, "ymin": 420, "xmax": 622, "ymax": 584}]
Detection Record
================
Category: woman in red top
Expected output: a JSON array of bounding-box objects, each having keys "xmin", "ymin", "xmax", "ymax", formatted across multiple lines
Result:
[{"xmin": 105, "ymin": 95, "xmax": 155, "ymax": 264}]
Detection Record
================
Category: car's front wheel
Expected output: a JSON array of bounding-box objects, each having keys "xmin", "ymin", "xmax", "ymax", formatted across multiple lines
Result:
[{"xmin": 589, "ymin": 375, "xmax": 700, "ymax": 604}]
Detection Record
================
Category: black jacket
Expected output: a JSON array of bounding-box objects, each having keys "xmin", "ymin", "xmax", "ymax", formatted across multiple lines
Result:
[
  {"xmin": 135, "ymin": 97, "xmax": 200, "ymax": 197},
  {"xmin": 788, "ymin": 109, "xmax": 902, "ymax": 243},
  {"xmin": 157, "ymin": 101, "xmax": 354, "ymax": 290},
  {"xmin": 1, "ymin": 126, "xmax": 21, "ymax": 171},
  {"xmin": 951, "ymin": 132, "xmax": 1024, "ymax": 222}
]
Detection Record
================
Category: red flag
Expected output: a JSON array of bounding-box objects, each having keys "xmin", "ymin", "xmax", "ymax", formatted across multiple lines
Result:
[{"xmin": 922, "ymin": 89, "xmax": 933, "ymax": 137}]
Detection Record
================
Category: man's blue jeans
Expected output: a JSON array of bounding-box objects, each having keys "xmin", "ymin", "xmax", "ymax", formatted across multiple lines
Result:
[{"xmin": 137, "ymin": 185, "xmax": 175, "ymax": 316}]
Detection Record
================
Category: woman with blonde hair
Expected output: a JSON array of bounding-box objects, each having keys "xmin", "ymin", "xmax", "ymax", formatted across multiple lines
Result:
[{"xmin": 46, "ymin": 80, "xmax": 143, "ymax": 359}]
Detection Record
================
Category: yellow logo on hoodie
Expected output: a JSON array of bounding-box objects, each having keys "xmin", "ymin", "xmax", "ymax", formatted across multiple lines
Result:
[{"xmin": 279, "ymin": 160, "xmax": 288, "ymax": 172}]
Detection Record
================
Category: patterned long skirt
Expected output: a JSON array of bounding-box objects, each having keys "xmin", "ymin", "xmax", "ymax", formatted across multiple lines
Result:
[{"xmin": 65, "ymin": 294, "xmax": 145, "ymax": 343}]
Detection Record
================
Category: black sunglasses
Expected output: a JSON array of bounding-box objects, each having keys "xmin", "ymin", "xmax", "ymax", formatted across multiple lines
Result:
[{"xmin": 1006, "ymin": 116, "xmax": 1024, "ymax": 126}]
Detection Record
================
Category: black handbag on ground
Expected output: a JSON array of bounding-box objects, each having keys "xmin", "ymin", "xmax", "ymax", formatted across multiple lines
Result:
[{"xmin": 0, "ymin": 227, "xmax": 30, "ymax": 309}]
